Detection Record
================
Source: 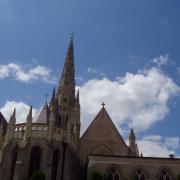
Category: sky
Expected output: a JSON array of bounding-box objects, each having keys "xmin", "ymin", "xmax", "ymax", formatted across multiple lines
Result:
[{"xmin": 0, "ymin": 0, "xmax": 180, "ymax": 157}]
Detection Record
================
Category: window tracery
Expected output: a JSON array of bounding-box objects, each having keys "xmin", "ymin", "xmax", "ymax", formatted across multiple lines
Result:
[
  {"xmin": 133, "ymin": 168, "xmax": 147, "ymax": 180},
  {"xmin": 159, "ymin": 168, "xmax": 173, "ymax": 180},
  {"xmin": 107, "ymin": 168, "xmax": 121, "ymax": 180}
]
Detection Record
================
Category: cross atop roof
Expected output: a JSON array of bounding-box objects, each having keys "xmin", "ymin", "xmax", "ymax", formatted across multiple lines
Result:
[{"xmin": 102, "ymin": 102, "xmax": 105, "ymax": 107}]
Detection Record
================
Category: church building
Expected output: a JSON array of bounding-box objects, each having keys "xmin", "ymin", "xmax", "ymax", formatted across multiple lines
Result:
[{"xmin": 0, "ymin": 38, "xmax": 180, "ymax": 180}]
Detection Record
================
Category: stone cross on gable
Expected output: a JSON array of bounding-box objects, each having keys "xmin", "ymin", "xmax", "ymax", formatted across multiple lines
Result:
[{"xmin": 102, "ymin": 102, "xmax": 105, "ymax": 107}]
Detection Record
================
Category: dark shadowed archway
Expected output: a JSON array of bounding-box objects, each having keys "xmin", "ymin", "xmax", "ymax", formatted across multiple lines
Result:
[
  {"xmin": 9, "ymin": 145, "xmax": 19, "ymax": 180},
  {"xmin": 51, "ymin": 149, "xmax": 61, "ymax": 180},
  {"xmin": 28, "ymin": 146, "xmax": 42, "ymax": 178}
]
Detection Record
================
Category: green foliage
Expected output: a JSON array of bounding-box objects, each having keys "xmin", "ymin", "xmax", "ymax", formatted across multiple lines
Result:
[
  {"xmin": 131, "ymin": 176, "xmax": 138, "ymax": 180},
  {"xmin": 29, "ymin": 171, "xmax": 45, "ymax": 180},
  {"xmin": 177, "ymin": 174, "xmax": 180, "ymax": 180},
  {"xmin": 89, "ymin": 170, "xmax": 105, "ymax": 180}
]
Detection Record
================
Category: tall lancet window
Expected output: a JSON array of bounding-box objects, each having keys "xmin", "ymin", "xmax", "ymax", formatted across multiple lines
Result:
[
  {"xmin": 107, "ymin": 168, "xmax": 121, "ymax": 180},
  {"xmin": 28, "ymin": 146, "xmax": 42, "ymax": 178},
  {"xmin": 51, "ymin": 149, "xmax": 61, "ymax": 180},
  {"xmin": 133, "ymin": 168, "xmax": 147, "ymax": 180},
  {"xmin": 159, "ymin": 168, "xmax": 173, "ymax": 180},
  {"xmin": 9, "ymin": 145, "xmax": 19, "ymax": 180}
]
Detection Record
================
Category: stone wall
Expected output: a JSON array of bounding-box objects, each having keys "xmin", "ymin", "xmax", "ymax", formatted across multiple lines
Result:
[{"xmin": 87, "ymin": 155, "xmax": 180, "ymax": 180}]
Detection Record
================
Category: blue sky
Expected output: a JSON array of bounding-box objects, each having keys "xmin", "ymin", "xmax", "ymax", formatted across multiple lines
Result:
[{"xmin": 0, "ymin": 0, "xmax": 180, "ymax": 157}]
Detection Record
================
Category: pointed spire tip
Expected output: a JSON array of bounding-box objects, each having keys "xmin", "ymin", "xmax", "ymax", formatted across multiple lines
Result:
[{"xmin": 13, "ymin": 108, "xmax": 16, "ymax": 118}]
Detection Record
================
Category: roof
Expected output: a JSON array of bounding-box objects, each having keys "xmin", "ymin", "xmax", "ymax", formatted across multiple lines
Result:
[
  {"xmin": 89, "ymin": 154, "xmax": 180, "ymax": 161},
  {"xmin": 79, "ymin": 106, "xmax": 129, "ymax": 163},
  {"xmin": 81, "ymin": 106, "xmax": 126, "ymax": 145},
  {"xmin": 34, "ymin": 103, "xmax": 50, "ymax": 124}
]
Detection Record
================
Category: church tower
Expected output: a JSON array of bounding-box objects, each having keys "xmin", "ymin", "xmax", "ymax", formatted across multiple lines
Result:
[{"xmin": 50, "ymin": 37, "xmax": 80, "ymax": 150}]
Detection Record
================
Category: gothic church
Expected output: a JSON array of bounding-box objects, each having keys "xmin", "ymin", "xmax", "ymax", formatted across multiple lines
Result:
[{"xmin": 0, "ymin": 38, "xmax": 180, "ymax": 180}]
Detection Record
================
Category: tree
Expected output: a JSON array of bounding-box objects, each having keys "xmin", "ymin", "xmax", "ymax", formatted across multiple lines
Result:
[
  {"xmin": 177, "ymin": 174, "xmax": 180, "ymax": 180},
  {"xmin": 89, "ymin": 170, "xmax": 105, "ymax": 180},
  {"xmin": 131, "ymin": 176, "xmax": 138, "ymax": 180},
  {"xmin": 29, "ymin": 171, "xmax": 45, "ymax": 180}
]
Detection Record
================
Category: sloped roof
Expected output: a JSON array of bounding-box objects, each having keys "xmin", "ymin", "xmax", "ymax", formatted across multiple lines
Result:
[
  {"xmin": 34, "ymin": 103, "xmax": 50, "ymax": 124},
  {"xmin": 79, "ymin": 106, "xmax": 129, "ymax": 164},
  {"xmin": 81, "ymin": 106, "xmax": 126, "ymax": 145}
]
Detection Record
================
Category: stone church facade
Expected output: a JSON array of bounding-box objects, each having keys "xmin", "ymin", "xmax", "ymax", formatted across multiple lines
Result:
[{"xmin": 0, "ymin": 38, "xmax": 180, "ymax": 180}]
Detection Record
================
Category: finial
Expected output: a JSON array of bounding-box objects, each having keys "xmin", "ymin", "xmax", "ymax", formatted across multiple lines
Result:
[
  {"xmin": 102, "ymin": 102, "xmax": 105, "ymax": 107},
  {"xmin": 129, "ymin": 128, "xmax": 136, "ymax": 139},
  {"xmin": 13, "ymin": 108, "xmax": 16, "ymax": 119},
  {"xmin": 76, "ymin": 89, "xmax": 80, "ymax": 103},
  {"xmin": 29, "ymin": 106, "xmax": 32, "ymax": 116},
  {"xmin": 69, "ymin": 32, "xmax": 74, "ymax": 48},
  {"xmin": 53, "ymin": 86, "xmax": 56, "ymax": 96},
  {"xmin": 50, "ymin": 87, "xmax": 56, "ymax": 109}
]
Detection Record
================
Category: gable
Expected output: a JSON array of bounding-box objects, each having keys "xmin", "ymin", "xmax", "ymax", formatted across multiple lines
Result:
[
  {"xmin": 79, "ymin": 107, "xmax": 129, "ymax": 164},
  {"xmin": 91, "ymin": 144, "xmax": 113, "ymax": 155},
  {"xmin": 34, "ymin": 104, "xmax": 50, "ymax": 124}
]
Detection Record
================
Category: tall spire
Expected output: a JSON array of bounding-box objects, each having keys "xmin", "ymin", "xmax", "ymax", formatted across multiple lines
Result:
[{"xmin": 57, "ymin": 37, "xmax": 76, "ymax": 107}]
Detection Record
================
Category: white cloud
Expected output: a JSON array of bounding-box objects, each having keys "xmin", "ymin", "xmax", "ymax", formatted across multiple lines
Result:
[
  {"xmin": 86, "ymin": 67, "xmax": 106, "ymax": 77},
  {"xmin": 75, "ymin": 76, "xmax": 84, "ymax": 82},
  {"xmin": 138, "ymin": 135, "xmax": 180, "ymax": 157},
  {"xmin": 0, "ymin": 63, "xmax": 55, "ymax": 83},
  {"xmin": 0, "ymin": 101, "xmax": 37, "ymax": 123},
  {"xmin": 151, "ymin": 55, "xmax": 174, "ymax": 67},
  {"xmin": 87, "ymin": 67, "xmax": 97, "ymax": 74},
  {"xmin": 79, "ymin": 67, "xmax": 180, "ymax": 134},
  {"xmin": 0, "ymin": 65, "xmax": 9, "ymax": 78},
  {"xmin": 164, "ymin": 137, "xmax": 180, "ymax": 149}
]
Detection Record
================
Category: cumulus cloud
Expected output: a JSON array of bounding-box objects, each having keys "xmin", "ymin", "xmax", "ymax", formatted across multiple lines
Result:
[
  {"xmin": 86, "ymin": 67, "xmax": 106, "ymax": 77},
  {"xmin": 0, "ymin": 63, "xmax": 55, "ymax": 83},
  {"xmin": 151, "ymin": 55, "xmax": 174, "ymax": 67},
  {"xmin": 79, "ymin": 67, "xmax": 180, "ymax": 134},
  {"xmin": 0, "ymin": 101, "xmax": 37, "ymax": 123},
  {"xmin": 87, "ymin": 67, "xmax": 97, "ymax": 74},
  {"xmin": 75, "ymin": 76, "xmax": 84, "ymax": 83},
  {"xmin": 138, "ymin": 135, "xmax": 180, "ymax": 157}
]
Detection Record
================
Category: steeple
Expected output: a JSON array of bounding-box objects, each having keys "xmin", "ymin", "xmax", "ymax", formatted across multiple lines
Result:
[
  {"xmin": 129, "ymin": 129, "xmax": 136, "ymax": 140},
  {"xmin": 57, "ymin": 37, "xmax": 76, "ymax": 107},
  {"xmin": 128, "ymin": 128, "xmax": 139, "ymax": 156},
  {"xmin": 50, "ymin": 86, "xmax": 56, "ymax": 111}
]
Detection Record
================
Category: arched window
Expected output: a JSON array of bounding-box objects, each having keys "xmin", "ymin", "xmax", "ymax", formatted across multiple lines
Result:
[
  {"xmin": 28, "ymin": 146, "xmax": 42, "ymax": 178},
  {"xmin": 107, "ymin": 168, "xmax": 121, "ymax": 180},
  {"xmin": 9, "ymin": 145, "xmax": 18, "ymax": 180},
  {"xmin": 133, "ymin": 168, "xmax": 147, "ymax": 180},
  {"xmin": 51, "ymin": 149, "xmax": 61, "ymax": 180},
  {"xmin": 159, "ymin": 168, "xmax": 173, "ymax": 180}
]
